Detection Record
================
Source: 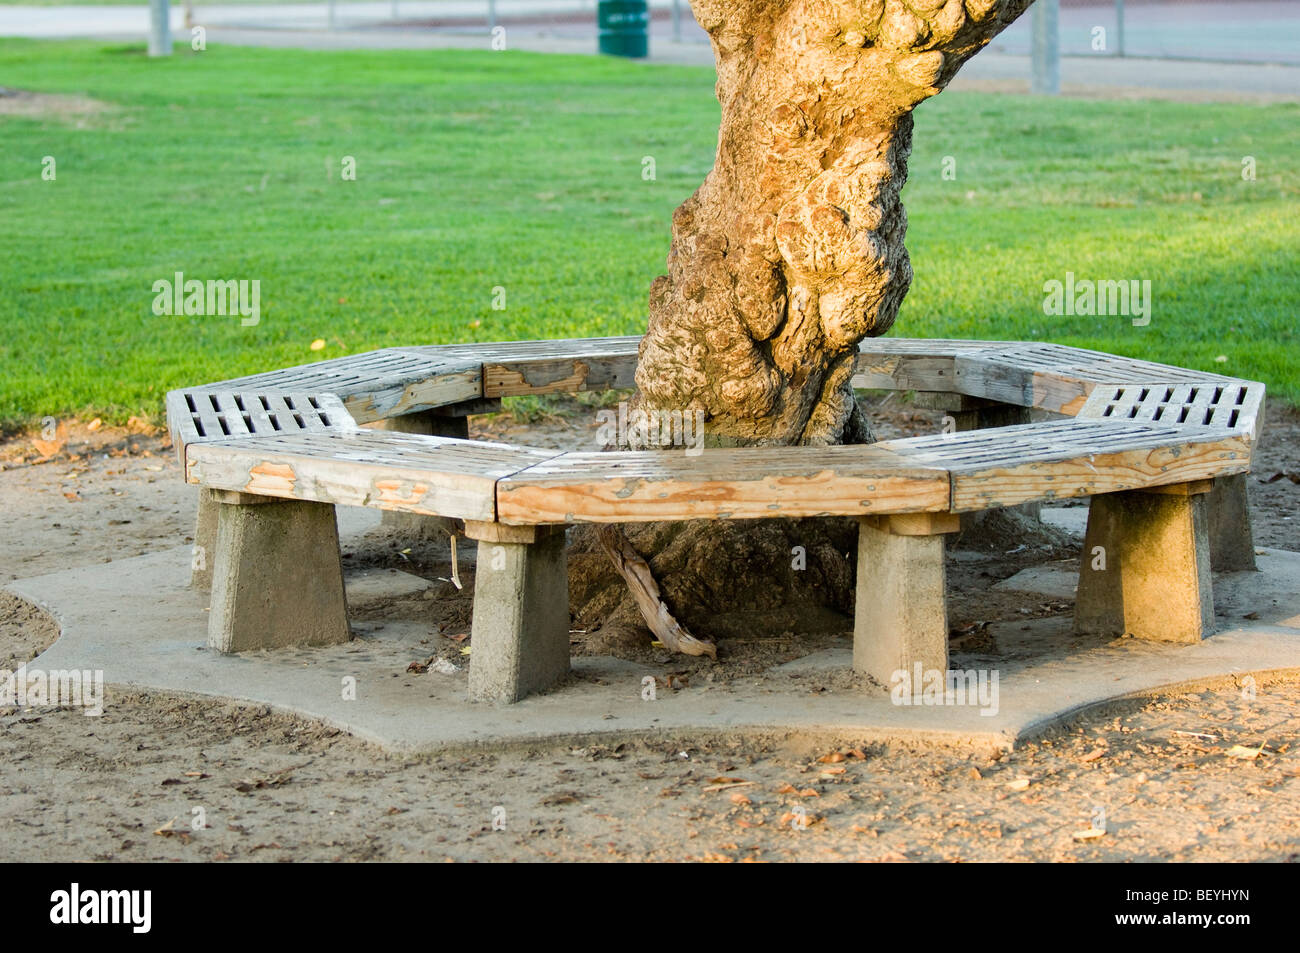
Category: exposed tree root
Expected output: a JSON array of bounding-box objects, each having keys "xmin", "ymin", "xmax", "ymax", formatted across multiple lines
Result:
[{"xmin": 595, "ymin": 524, "xmax": 718, "ymax": 659}]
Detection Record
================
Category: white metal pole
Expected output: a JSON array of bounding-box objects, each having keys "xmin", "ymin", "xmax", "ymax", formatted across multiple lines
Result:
[
  {"xmin": 672, "ymin": 0, "xmax": 681, "ymax": 43},
  {"xmin": 148, "ymin": 0, "xmax": 171, "ymax": 56},
  {"xmin": 1031, "ymin": 0, "xmax": 1059, "ymax": 95},
  {"xmin": 1115, "ymin": 0, "xmax": 1125, "ymax": 57}
]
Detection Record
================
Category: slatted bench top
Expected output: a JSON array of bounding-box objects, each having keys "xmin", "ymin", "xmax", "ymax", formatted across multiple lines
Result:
[
  {"xmin": 182, "ymin": 415, "xmax": 1250, "ymax": 525},
  {"xmin": 186, "ymin": 430, "xmax": 562, "ymax": 523},
  {"xmin": 170, "ymin": 335, "xmax": 1265, "ymax": 528},
  {"xmin": 496, "ymin": 418, "xmax": 1249, "ymax": 523}
]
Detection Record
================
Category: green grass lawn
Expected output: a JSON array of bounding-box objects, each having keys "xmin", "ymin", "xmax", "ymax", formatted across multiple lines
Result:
[{"xmin": 1, "ymin": 39, "xmax": 1296, "ymax": 429}]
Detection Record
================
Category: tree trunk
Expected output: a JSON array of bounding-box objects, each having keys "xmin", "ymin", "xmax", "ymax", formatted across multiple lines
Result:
[
  {"xmin": 633, "ymin": 0, "xmax": 1034, "ymax": 447},
  {"xmin": 578, "ymin": 1, "xmax": 1038, "ymax": 656}
]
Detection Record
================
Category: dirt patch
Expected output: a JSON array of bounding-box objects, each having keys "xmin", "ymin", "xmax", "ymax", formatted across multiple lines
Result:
[
  {"xmin": 0, "ymin": 591, "xmax": 59, "ymax": 672},
  {"xmin": 1, "ymin": 393, "xmax": 1297, "ymax": 860},
  {"xmin": 0, "ymin": 87, "xmax": 121, "ymax": 128},
  {"xmin": 1, "ymin": 674, "xmax": 1297, "ymax": 861},
  {"xmin": 1250, "ymin": 401, "xmax": 1300, "ymax": 552}
]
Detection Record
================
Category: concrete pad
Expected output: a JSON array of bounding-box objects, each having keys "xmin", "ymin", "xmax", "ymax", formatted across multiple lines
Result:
[
  {"xmin": 994, "ymin": 560, "xmax": 1079, "ymax": 600},
  {"xmin": 7, "ymin": 538, "xmax": 1300, "ymax": 754},
  {"xmin": 345, "ymin": 567, "xmax": 432, "ymax": 603}
]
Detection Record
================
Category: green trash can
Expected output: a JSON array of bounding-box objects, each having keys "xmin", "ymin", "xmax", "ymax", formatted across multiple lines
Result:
[{"xmin": 598, "ymin": 0, "xmax": 649, "ymax": 59}]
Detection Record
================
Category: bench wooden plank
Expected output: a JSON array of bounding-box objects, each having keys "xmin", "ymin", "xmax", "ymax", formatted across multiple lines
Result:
[
  {"xmin": 186, "ymin": 431, "xmax": 563, "ymax": 523},
  {"xmin": 497, "ymin": 445, "xmax": 952, "ymax": 524},
  {"xmin": 852, "ymin": 354, "xmax": 957, "ymax": 392},
  {"xmin": 953, "ymin": 344, "xmax": 1241, "ymax": 414},
  {"xmin": 202, "ymin": 349, "xmax": 483, "ymax": 423},
  {"xmin": 402, "ymin": 338, "xmax": 641, "ymax": 398},
  {"xmin": 894, "ymin": 421, "xmax": 1253, "ymax": 512}
]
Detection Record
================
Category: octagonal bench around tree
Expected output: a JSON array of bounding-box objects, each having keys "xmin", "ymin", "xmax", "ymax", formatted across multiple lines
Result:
[{"xmin": 167, "ymin": 336, "xmax": 1264, "ymax": 704}]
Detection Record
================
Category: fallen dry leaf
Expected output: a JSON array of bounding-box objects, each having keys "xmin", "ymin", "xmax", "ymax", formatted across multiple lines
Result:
[
  {"xmin": 32, "ymin": 425, "xmax": 67, "ymax": 458},
  {"xmin": 775, "ymin": 783, "xmax": 798, "ymax": 795},
  {"xmin": 1006, "ymin": 778, "xmax": 1031, "ymax": 791},
  {"xmin": 1080, "ymin": 748, "xmax": 1106, "ymax": 763},
  {"xmin": 818, "ymin": 751, "xmax": 846, "ymax": 764},
  {"xmin": 309, "ymin": 339, "xmax": 326, "ymax": 351},
  {"xmin": 729, "ymin": 792, "xmax": 752, "ymax": 806},
  {"xmin": 1226, "ymin": 743, "xmax": 1268, "ymax": 760},
  {"xmin": 1073, "ymin": 827, "xmax": 1107, "ymax": 841},
  {"xmin": 703, "ymin": 779, "xmax": 757, "ymax": 793}
]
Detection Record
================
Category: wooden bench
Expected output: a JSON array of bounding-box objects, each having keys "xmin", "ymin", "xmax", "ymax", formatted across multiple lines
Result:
[{"xmin": 168, "ymin": 337, "xmax": 1265, "ymax": 704}]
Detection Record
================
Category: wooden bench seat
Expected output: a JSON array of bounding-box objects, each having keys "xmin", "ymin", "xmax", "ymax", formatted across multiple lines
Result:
[{"xmin": 168, "ymin": 336, "xmax": 1267, "ymax": 705}]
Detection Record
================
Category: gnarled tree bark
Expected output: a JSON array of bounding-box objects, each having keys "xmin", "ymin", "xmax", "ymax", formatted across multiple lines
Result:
[{"xmin": 633, "ymin": 0, "xmax": 1034, "ymax": 447}]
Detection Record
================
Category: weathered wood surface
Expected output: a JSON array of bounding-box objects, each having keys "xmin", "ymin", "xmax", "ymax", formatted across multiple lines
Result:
[
  {"xmin": 952, "ymin": 344, "xmax": 1240, "ymax": 415},
  {"xmin": 202, "ymin": 349, "xmax": 482, "ymax": 424},
  {"xmin": 496, "ymin": 445, "xmax": 952, "ymax": 524},
  {"xmin": 870, "ymin": 420, "xmax": 1250, "ymax": 513},
  {"xmin": 187, "ymin": 431, "xmax": 562, "ymax": 522},
  {"xmin": 405, "ymin": 337, "xmax": 641, "ymax": 398},
  {"xmin": 174, "ymin": 337, "xmax": 1257, "ymax": 434},
  {"xmin": 167, "ymin": 389, "xmax": 354, "ymax": 466},
  {"xmin": 171, "ymin": 337, "xmax": 1265, "ymax": 532},
  {"xmin": 183, "ymin": 418, "xmax": 1252, "ymax": 526},
  {"xmin": 1076, "ymin": 381, "xmax": 1266, "ymax": 442}
]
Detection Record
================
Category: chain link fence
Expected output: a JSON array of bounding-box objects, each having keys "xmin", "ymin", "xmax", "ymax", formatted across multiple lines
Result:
[
  {"xmin": 162, "ymin": 0, "xmax": 1297, "ymax": 65},
  {"xmin": 995, "ymin": 0, "xmax": 1300, "ymax": 65}
]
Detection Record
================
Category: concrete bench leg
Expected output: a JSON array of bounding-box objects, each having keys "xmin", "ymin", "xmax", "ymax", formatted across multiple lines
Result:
[
  {"xmin": 1207, "ymin": 473, "xmax": 1256, "ymax": 572},
  {"xmin": 465, "ymin": 522, "xmax": 569, "ymax": 704},
  {"xmin": 377, "ymin": 400, "xmax": 502, "ymax": 539},
  {"xmin": 208, "ymin": 492, "xmax": 351, "ymax": 653},
  {"xmin": 1074, "ymin": 482, "xmax": 1214, "ymax": 643},
  {"xmin": 854, "ymin": 513, "xmax": 961, "ymax": 686},
  {"xmin": 191, "ymin": 487, "xmax": 219, "ymax": 590}
]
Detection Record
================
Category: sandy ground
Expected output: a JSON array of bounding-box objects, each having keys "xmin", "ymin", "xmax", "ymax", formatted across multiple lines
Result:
[{"xmin": 1, "ymin": 397, "xmax": 1298, "ymax": 862}]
